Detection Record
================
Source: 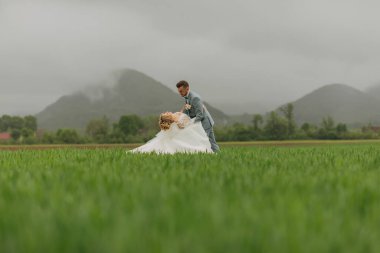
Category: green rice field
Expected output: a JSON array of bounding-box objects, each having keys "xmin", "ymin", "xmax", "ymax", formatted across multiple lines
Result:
[{"xmin": 1, "ymin": 142, "xmax": 380, "ymax": 252}]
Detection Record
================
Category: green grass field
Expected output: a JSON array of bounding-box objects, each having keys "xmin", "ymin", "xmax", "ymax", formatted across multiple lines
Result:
[{"xmin": 1, "ymin": 144, "xmax": 380, "ymax": 253}]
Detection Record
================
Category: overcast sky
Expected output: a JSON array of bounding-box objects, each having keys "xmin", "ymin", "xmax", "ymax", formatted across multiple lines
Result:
[{"xmin": 1, "ymin": 0, "xmax": 380, "ymax": 115}]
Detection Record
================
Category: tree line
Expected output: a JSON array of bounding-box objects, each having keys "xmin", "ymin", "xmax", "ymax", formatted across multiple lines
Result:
[
  {"xmin": 215, "ymin": 104, "xmax": 376, "ymax": 141},
  {"xmin": 0, "ymin": 115, "xmax": 37, "ymax": 143},
  {"xmin": 0, "ymin": 104, "xmax": 379, "ymax": 144},
  {"xmin": 0, "ymin": 115, "xmax": 159, "ymax": 144}
]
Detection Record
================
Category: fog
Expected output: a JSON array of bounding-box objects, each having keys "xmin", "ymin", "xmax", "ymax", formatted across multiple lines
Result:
[{"xmin": 2, "ymin": 0, "xmax": 380, "ymax": 115}]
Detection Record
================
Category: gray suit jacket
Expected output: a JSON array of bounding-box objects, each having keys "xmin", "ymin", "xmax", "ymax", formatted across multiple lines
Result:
[{"xmin": 184, "ymin": 91, "xmax": 215, "ymax": 130}]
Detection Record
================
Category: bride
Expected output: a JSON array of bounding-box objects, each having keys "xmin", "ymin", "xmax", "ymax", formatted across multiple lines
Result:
[{"xmin": 130, "ymin": 112, "xmax": 213, "ymax": 154}]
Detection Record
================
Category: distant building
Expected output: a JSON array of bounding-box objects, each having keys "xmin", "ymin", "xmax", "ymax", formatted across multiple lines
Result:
[{"xmin": 0, "ymin": 132, "xmax": 11, "ymax": 140}]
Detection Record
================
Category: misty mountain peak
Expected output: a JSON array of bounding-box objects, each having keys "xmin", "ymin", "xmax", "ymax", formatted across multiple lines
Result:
[
  {"xmin": 313, "ymin": 83, "xmax": 362, "ymax": 94},
  {"xmin": 36, "ymin": 69, "xmax": 227, "ymax": 130},
  {"xmin": 286, "ymin": 83, "xmax": 380, "ymax": 125},
  {"xmin": 112, "ymin": 69, "xmax": 158, "ymax": 89}
]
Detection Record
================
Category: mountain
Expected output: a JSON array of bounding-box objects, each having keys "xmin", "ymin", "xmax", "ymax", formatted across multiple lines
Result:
[
  {"xmin": 281, "ymin": 84, "xmax": 380, "ymax": 126},
  {"xmin": 366, "ymin": 83, "xmax": 380, "ymax": 100},
  {"xmin": 36, "ymin": 69, "xmax": 228, "ymax": 130}
]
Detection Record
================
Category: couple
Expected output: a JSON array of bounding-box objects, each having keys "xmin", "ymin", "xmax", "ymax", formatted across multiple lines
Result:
[{"xmin": 131, "ymin": 80, "xmax": 220, "ymax": 154}]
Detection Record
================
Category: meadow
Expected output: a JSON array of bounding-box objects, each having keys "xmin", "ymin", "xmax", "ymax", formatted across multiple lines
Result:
[{"xmin": 0, "ymin": 143, "xmax": 380, "ymax": 253}]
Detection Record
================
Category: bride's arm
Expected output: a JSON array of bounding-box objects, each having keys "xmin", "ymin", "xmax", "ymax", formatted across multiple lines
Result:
[
  {"xmin": 180, "ymin": 105, "xmax": 185, "ymax": 113},
  {"xmin": 176, "ymin": 113, "xmax": 190, "ymax": 129}
]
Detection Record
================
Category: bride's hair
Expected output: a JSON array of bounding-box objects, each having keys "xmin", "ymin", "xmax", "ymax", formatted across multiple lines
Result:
[{"xmin": 159, "ymin": 113, "xmax": 175, "ymax": 130}]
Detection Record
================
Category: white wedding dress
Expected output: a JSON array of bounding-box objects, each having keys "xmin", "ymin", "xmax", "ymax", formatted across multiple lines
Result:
[{"xmin": 131, "ymin": 113, "xmax": 213, "ymax": 154}]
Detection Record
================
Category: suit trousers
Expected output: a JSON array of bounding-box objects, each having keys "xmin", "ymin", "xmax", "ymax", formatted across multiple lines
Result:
[{"xmin": 205, "ymin": 127, "xmax": 220, "ymax": 153}]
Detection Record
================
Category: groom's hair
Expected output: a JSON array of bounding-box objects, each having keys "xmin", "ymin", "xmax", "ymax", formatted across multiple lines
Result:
[{"xmin": 176, "ymin": 80, "xmax": 189, "ymax": 88}]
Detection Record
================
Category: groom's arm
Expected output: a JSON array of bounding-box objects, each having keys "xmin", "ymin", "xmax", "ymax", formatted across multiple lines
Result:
[{"xmin": 192, "ymin": 97, "xmax": 204, "ymax": 123}]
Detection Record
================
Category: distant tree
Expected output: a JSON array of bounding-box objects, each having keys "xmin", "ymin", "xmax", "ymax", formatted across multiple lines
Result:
[
  {"xmin": 300, "ymin": 122, "xmax": 318, "ymax": 138},
  {"xmin": 214, "ymin": 127, "xmax": 230, "ymax": 142},
  {"xmin": 280, "ymin": 103, "xmax": 296, "ymax": 137},
  {"xmin": 86, "ymin": 116, "xmax": 109, "ymax": 143},
  {"xmin": 56, "ymin": 129, "xmax": 81, "ymax": 144},
  {"xmin": 301, "ymin": 122, "xmax": 310, "ymax": 133},
  {"xmin": 108, "ymin": 125, "xmax": 126, "ymax": 143},
  {"xmin": 142, "ymin": 115, "xmax": 160, "ymax": 132},
  {"xmin": 42, "ymin": 132, "xmax": 57, "ymax": 144},
  {"xmin": 9, "ymin": 116, "xmax": 24, "ymax": 130},
  {"xmin": 141, "ymin": 115, "xmax": 161, "ymax": 142},
  {"xmin": 252, "ymin": 114, "xmax": 263, "ymax": 132},
  {"xmin": 118, "ymin": 115, "xmax": 144, "ymax": 137},
  {"xmin": 229, "ymin": 123, "xmax": 254, "ymax": 141},
  {"xmin": 0, "ymin": 118, "xmax": 5, "ymax": 132},
  {"xmin": 0, "ymin": 115, "xmax": 12, "ymax": 131},
  {"xmin": 318, "ymin": 116, "xmax": 337, "ymax": 139},
  {"xmin": 0, "ymin": 115, "xmax": 37, "ymax": 133},
  {"xmin": 10, "ymin": 129, "xmax": 21, "ymax": 141},
  {"xmin": 336, "ymin": 123, "xmax": 348, "ymax": 134},
  {"xmin": 321, "ymin": 116, "xmax": 335, "ymax": 132},
  {"xmin": 24, "ymin": 115, "xmax": 37, "ymax": 131},
  {"xmin": 21, "ymin": 128, "xmax": 34, "ymax": 138},
  {"xmin": 264, "ymin": 111, "xmax": 288, "ymax": 140}
]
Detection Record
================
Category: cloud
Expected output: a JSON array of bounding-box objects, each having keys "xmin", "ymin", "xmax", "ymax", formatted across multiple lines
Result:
[
  {"xmin": 122, "ymin": 0, "xmax": 380, "ymax": 62},
  {"xmin": 1, "ymin": 0, "xmax": 380, "ymax": 115}
]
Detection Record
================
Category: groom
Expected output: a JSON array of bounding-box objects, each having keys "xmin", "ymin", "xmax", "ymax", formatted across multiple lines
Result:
[{"xmin": 176, "ymin": 80, "xmax": 220, "ymax": 153}]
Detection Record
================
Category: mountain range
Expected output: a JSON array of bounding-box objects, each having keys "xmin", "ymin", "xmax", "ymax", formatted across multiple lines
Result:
[
  {"xmin": 36, "ymin": 69, "xmax": 229, "ymax": 130},
  {"xmin": 36, "ymin": 69, "xmax": 380, "ymax": 130},
  {"xmin": 280, "ymin": 83, "xmax": 380, "ymax": 126}
]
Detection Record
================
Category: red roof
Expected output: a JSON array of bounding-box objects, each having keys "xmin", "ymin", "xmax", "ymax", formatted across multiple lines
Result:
[{"xmin": 0, "ymin": 132, "xmax": 11, "ymax": 140}]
